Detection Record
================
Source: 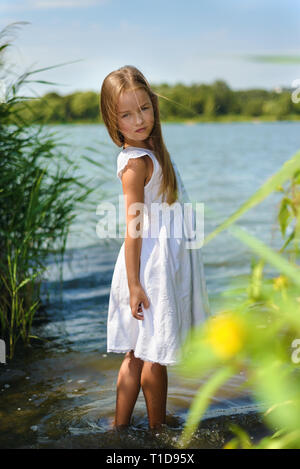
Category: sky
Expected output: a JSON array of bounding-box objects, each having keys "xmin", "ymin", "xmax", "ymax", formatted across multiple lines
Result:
[{"xmin": 1, "ymin": 0, "xmax": 300, "ymax": 97}]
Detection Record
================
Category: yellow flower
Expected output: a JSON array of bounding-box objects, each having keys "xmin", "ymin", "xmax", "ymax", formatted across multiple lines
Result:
[
  {"xmin": 205, "ymin": 312, "xmax": 245, "ymax": 360},
  {"xmin": 273, "ymin": 275, "xmax": 289, "ymax": 291},
  {"xmin": 223, "ymin": 440, "xmax": 237, "ymax": 449}
]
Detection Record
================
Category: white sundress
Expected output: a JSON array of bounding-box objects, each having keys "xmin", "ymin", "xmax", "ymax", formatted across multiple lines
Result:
[{"xmin": 106, "ymin": 146, "xmax": 210, "ymax": 366}]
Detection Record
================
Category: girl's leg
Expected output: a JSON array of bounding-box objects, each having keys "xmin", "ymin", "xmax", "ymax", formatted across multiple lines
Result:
[
  {"xmin": 141, "ymin": 361, "xmax": 168, "ymax": 429},
  {"xmin": 114, "ymin": 350, "xmax": 144, "ymax": 427}
]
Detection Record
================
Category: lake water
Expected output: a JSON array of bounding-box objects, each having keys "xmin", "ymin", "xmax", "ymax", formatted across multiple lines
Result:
[{"xmin": 1, "ymin": 121, "xmax": 299, "ymax": 448}]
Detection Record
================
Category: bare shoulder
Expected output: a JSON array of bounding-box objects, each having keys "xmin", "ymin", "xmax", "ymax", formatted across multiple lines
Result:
[
  {"xmin": 124, "ymin": 155, "xmax": 148, "ymax": 171},
  {"xmin": 121, "ymin": 155, "xmax": 148, "ymax": 186}
]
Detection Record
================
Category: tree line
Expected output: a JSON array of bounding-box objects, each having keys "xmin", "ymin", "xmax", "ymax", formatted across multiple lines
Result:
[{"xmin": 13, "ymin": 80, "xmax": 300, "ymax": 124}]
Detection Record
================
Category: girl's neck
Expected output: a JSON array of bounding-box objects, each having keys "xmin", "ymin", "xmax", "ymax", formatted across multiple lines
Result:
[
  {"xmin": 123, "ymin": 140, "xmax": 154, "ymax": 151},
  {"xmin": 123, "ymin": 143, "xmax": 148, "ymax": 150}
]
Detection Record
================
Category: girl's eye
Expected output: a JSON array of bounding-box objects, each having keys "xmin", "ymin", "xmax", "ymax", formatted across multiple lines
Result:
[{"xmin": 121, "ymin": 107, "xmax": 149, "ymax": 118}]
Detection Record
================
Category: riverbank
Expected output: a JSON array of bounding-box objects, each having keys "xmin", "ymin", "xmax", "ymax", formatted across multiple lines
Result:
[{"xmin": 40, "ymin": 114, "xmax": 300, "ymax": 126}]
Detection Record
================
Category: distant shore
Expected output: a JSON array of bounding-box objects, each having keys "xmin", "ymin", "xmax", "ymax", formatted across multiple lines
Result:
[{"xmin": 42, "ymin": 114, "xmax": 300, "ymax": 126}]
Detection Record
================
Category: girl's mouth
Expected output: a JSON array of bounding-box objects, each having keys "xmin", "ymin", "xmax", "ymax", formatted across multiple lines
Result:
[{"xmin": 136, "ymin": 127, "xmax": 146, "ymax": 133}]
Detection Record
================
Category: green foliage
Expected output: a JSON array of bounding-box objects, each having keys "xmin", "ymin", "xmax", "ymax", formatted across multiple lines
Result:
[
  {"xmin": 0, "ymin": 23, "xmax": 99, "ymax": 359},
  {"xmin": 263, "ymin": 92, "xmax": 293, "ymax": 120},
  {"xmin": 9, "ymin": 79, "xmax": 300, "ymax": 124},
  {"xmin": 68, "ymin": 91, "xmax": 99, "ymax": 121},
  {"xmin": 175, "ymin": 148, "xmax": 300, "ymax": 449}
]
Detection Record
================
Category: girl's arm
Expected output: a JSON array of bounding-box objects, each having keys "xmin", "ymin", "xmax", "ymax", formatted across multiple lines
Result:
[
  {"xmin": 121, "ymin": 156, "xmax": 147, "ymax": 291},
  {"xmin": 121, "ymin": 156, "xmax": 150, "ymax": 320}
]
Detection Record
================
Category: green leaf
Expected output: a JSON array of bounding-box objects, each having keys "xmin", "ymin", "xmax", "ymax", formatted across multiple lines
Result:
[
  {"xmin": 228, "ymin": 224, "xmax": 300, "ymax": 287},
  {"xmin": 242, "ymin": 54, "xmax": 300, "ymax": 65},
  {"xmin": 176, "ymin": 365, "xmax": 234, "ymax": 448},
  {"xmin": 227, "ymin": 423, "xmax": 252, "ymax": 449},
  {"xmin": 204, "ymin": 149, "xmax": 300, "ymax": 246},
  {"xmin": 278, "ymin": 197, "xmax": 292, "ymax": 237}
]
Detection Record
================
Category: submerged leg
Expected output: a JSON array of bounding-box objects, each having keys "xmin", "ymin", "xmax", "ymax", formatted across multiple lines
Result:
[
  {"xmin": 141, "ymin": 361, "xmax": 168, "ymax": 429},
  {"xmin": 114, "ymin": 350, "xmax": 144, "ymax": 427}
]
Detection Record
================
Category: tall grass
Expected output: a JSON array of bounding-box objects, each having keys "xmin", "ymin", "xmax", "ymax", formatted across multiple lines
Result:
[
  {"xmin": 175, "ymin": 148, "xmax": 300, "ymax": 449},
  {"xmin": 0, "ymin": 23, "xmax": 97, "ymax": 359}
]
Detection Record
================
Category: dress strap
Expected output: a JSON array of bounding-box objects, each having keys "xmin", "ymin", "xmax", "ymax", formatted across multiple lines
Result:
[{"xmin": 117, "ymin": 146, "xmax": 158, "ymax": 183}]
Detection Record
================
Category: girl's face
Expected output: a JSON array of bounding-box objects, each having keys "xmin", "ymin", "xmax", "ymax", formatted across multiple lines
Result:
[{"xmin": 117, "ymin": 87, "xmax": 154, "ymax": 148}]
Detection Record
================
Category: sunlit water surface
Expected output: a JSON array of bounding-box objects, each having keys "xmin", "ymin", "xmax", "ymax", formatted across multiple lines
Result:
[{"xmin": 1, "ymin": 121, "xmax": 299, "ymax": 448}]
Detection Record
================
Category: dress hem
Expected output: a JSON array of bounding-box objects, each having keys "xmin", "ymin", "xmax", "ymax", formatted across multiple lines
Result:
[{"xmin": 107, "ymin": 348, "xmax": 178, "ymax": 367}]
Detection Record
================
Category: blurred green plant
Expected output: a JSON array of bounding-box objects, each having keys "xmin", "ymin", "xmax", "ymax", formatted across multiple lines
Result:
[
  {"xmin": 175, "ymin": 148, "xmax": 300, "ymax": 449},
  {"xmin": 0, "ymin": 22, "xmax": 103, "ymax": 359}
]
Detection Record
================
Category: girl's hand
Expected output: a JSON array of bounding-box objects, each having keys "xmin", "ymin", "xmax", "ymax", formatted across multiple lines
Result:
[{"xmin": 129, "ymin": 284, "xmax": 150, "ymax": 320}]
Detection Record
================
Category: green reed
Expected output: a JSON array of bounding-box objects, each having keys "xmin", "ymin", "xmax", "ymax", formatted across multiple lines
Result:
[
  {"xmin": 175, "ymin": 148, "xmax": 300, "ymax": 449},
  {"xmin": 0, "ymin": 23, "xmax": 101, "ymax": 359}
]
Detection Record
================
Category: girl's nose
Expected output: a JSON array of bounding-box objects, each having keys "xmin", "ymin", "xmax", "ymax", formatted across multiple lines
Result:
[{"xmin": 135, "ymin": 110, "xmax": 144, "ymax": 124}]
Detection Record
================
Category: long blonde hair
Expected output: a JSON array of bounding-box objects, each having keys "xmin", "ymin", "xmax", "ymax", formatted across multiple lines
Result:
[{"xmin": 100, "ymin": 65, "xmax": 178, "ymax": 205}]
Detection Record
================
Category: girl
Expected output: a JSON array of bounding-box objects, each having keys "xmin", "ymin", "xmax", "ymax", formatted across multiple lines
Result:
[{"xmin": 100, "ymin": 65, "xmax": 210, "ymax": 430}]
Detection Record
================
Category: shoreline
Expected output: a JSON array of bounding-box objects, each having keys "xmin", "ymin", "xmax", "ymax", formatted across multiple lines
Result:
[
  {"xmin": 189, "ymin": 405, "xmax": 272, "ymax": 449},
  {"xmin": 38, "ymin": 115, "xmax": 300, "ymax": 126}
]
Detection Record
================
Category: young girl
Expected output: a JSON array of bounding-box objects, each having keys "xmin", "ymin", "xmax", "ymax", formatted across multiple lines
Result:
[{"xmin": 100, "ymin": 65, "xmax": 210, "ymax": 430}]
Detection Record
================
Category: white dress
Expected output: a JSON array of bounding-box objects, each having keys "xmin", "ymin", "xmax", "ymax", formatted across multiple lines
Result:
[{"xmin": 107, "ymin": 146, "xmax": 210, "ymax": 366}]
